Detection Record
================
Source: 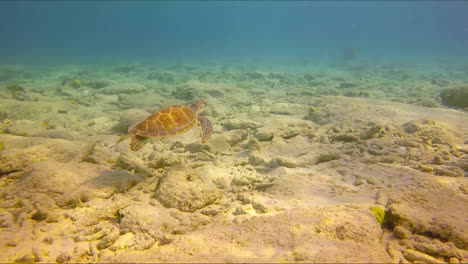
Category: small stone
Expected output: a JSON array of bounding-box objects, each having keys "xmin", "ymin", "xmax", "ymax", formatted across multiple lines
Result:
[{"xmin": 449, "ymin": 257, "xmax": 460, "ymax": 264}]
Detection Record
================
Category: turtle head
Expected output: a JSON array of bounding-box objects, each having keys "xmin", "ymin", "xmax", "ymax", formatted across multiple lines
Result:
[{"xmin": 190, "ymin": 99, "xmax": 206, "ymax": 114}]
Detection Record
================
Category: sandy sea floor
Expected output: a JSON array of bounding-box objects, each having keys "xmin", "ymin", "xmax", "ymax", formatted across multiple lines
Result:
[{"xmin": 0, "ymin": 61, "xmax": 467, "ymax": 263}]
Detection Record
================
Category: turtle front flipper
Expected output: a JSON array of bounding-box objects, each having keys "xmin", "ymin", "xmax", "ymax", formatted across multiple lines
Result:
[
  {"xmin": 197, "ymin": 116, "xmax": 212, "ymax": 144},
  {"xmin": 130, "ymin": 135, "xmax": 149, "ymax": 151}
]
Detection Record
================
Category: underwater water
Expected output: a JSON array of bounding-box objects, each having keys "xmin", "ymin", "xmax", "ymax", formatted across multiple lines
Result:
[{"xmin": 0, "ymin": 1, "xmax": 468, "ymax": 263}]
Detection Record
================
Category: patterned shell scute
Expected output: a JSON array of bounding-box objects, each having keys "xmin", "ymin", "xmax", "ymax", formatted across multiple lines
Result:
[{"xmin": 130, "ymin": 105, "xmax": 197, "ymax": 137}]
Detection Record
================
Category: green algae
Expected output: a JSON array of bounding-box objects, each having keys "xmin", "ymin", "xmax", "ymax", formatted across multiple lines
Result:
[{"xmin": 370, "ymin": 205, "xmax": 385, "ymax": 225}]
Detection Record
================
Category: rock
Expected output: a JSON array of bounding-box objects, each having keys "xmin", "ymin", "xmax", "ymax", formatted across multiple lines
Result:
[
  {"xmin": 339, "ymin": 82, "xmax": 360, "ymax": 89},
  {"xmin": 330, "ymin": 133, "xmax": 360, "ymax": 143},
  {"xmin": 97, "ymin": 227, "xmax": 120, "ymax": 250},
  {"xmin": 33, "ymin": 128, "xmax": 79, "ymax": 140},
  {"xmin": 93, "ymin": 94, "xmax": 119, "ymax": 104},
  {"xmin": 386, "ymin": 188, "xmax": 468, "ymax": 250},
  {"xmin": 408, "ymin": 235, "xmax": 466, "ymax": 260},
  {"xmin": 9, "ymin": 161, "xmax": 141, "ymax": 208},
  {"xmin": 171, "ymin": 85, "xmax": 196, "ymax": 100},
  {"xmin": 0, "ymin": 136, "xmax": 82, "ymax": 176},
  {"xmin": 432, "ymin": 79, "xmax": 451, "ymax": 86},
  {"xmin": 269, "ymin": 103, "xmax": 308, "ymax": 116},
  {"xmin": 109, "ymin": 232, "xmax": 135, "ymax": 251},
  {"xmin": 246, "ymin": 138, "xmax": 261, "ymax": 150},
  {"xmin": 240, "ymin": 71, "xmax": 266, "ymax": 80},
  {"xmin": 147, "ymin": 71, "xmax": 175, "ymax": 83},
  {"xmin": 147, "ymin": 154, "xmax": 183, "ymax": 169},
  {"xmin": 268, "ymin": 156, "xmax": 298, "ymax": 168},
  {"xmin": 200, "ymin": 205, "xmax": 222, "ymax": 216},
  {"xmin": 315, "ymin": 152, "xmax": 341, "ymax": 164},
  {"xmin": 117, "ymin": 93, "xmax": 164, "ymax": 107},
  {"xmin": 116, "ymin": 154, "xmax": 156, "ymax": 177},
  {"xmin": 56, "ymin": 252, "xmax": 72, "ymax": 263},
  {"xmin": 248, "ymin": 151, "xmax": 267, "ymax": 166},
  {"xmin": 440, "ymin": 85, "xmax": 468, "ymax": 108},
  {"xmin": 207, "ymin": 134, "xmax": 231, "ymax": 154},
  {"xmin": 86, "ymin": 79, "xmax": 116, "ymax": 89},
  {"xmin": 222, "ymin": 119, "xmax": 262, "ymax": 130},
  {"xmin": 204, "ymin": 89, "xmax": 224, "ymax": 98},
  {"xmin": 416, "ymin": 97, "xmax": 440, "ymax": 108},
  {"xmin": 155, "ymin": 165, "xmax": 221, "ymax": 212},
  {"xmin": 113, "ymin": 65, "xmax": 137, "ymax": 73},
  {"xmin": 184, "ymin": 142, "xmax": 209, "ymax": 153},
  {"xmin": 115, "ymin": 109, "xmax": 150, "ymax": 133},
  {"xmin": 434, "ymin": 166, "xmax": 464, "ymax": 177},
  {"xmin": 0, "ymin": 148, "xmax": 42, "ymax": 176},
  {"xmin": 402, "ymin": 119, "xmax": 462, "ymax": 147},
  {"xmin": 255, "ymin": 127, "xmax": 275, "ymax": 141},
  {"xmin": 224, "ymin": 129, "xmax": 249, "ymax": 146},
  {"xmin": 393, "ymin": 225, "xmax": 411, "ymax": 239},
  {"xmin": 119, "ymin": 204, "xmax": 179, "ymax": 242},
  {"xmin": 4, "ymin": 120, "xmax": 48, "ymax": 136},
  {"xmin": 87, "ymin": 116, "xmax": 115, "ymax": 135},
  {"xmin": 96, "ymin": 83, "xmax": 145, "ymax": 95},
  {"xmin": 196, "ymin": 164, "xmax": 233, "ymax": 190},
  {"xmin": 403, "ymin": 249, "xmax": 442, "ymax": 263},
  {"xmin": 82, "ymin": 145, "xmax": 114, "ymax": 165}
]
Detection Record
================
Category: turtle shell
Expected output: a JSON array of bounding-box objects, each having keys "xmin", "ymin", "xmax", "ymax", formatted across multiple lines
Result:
[{"xmin": 128, "ymin": 105, "xmax": 197, "ymax": 138}]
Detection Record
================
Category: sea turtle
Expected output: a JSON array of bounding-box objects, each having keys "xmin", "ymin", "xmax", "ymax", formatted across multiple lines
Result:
[{"xmin": 118, "ymin": 99, "xmax": 213, "ymax": 151}]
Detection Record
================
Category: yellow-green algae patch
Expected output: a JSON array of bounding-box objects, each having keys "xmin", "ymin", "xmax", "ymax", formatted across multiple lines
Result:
[{"xmin": 370, "ymin": 206, "xmax": 385, "ymax": 224}]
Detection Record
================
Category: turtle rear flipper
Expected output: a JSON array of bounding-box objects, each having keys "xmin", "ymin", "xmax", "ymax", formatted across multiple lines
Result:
[
  {"xmin": 198, "ymin": 116, "xmax": 212, "ymax": 144},
  {"xmin": 130, "ymin": 135, "xmax": 148, "ymax": 151}
]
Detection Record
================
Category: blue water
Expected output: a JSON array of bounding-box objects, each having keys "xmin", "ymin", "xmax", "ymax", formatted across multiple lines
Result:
[{"xmin": 1, "ymin": 1, "xmax": 468, "ymax": 66}]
